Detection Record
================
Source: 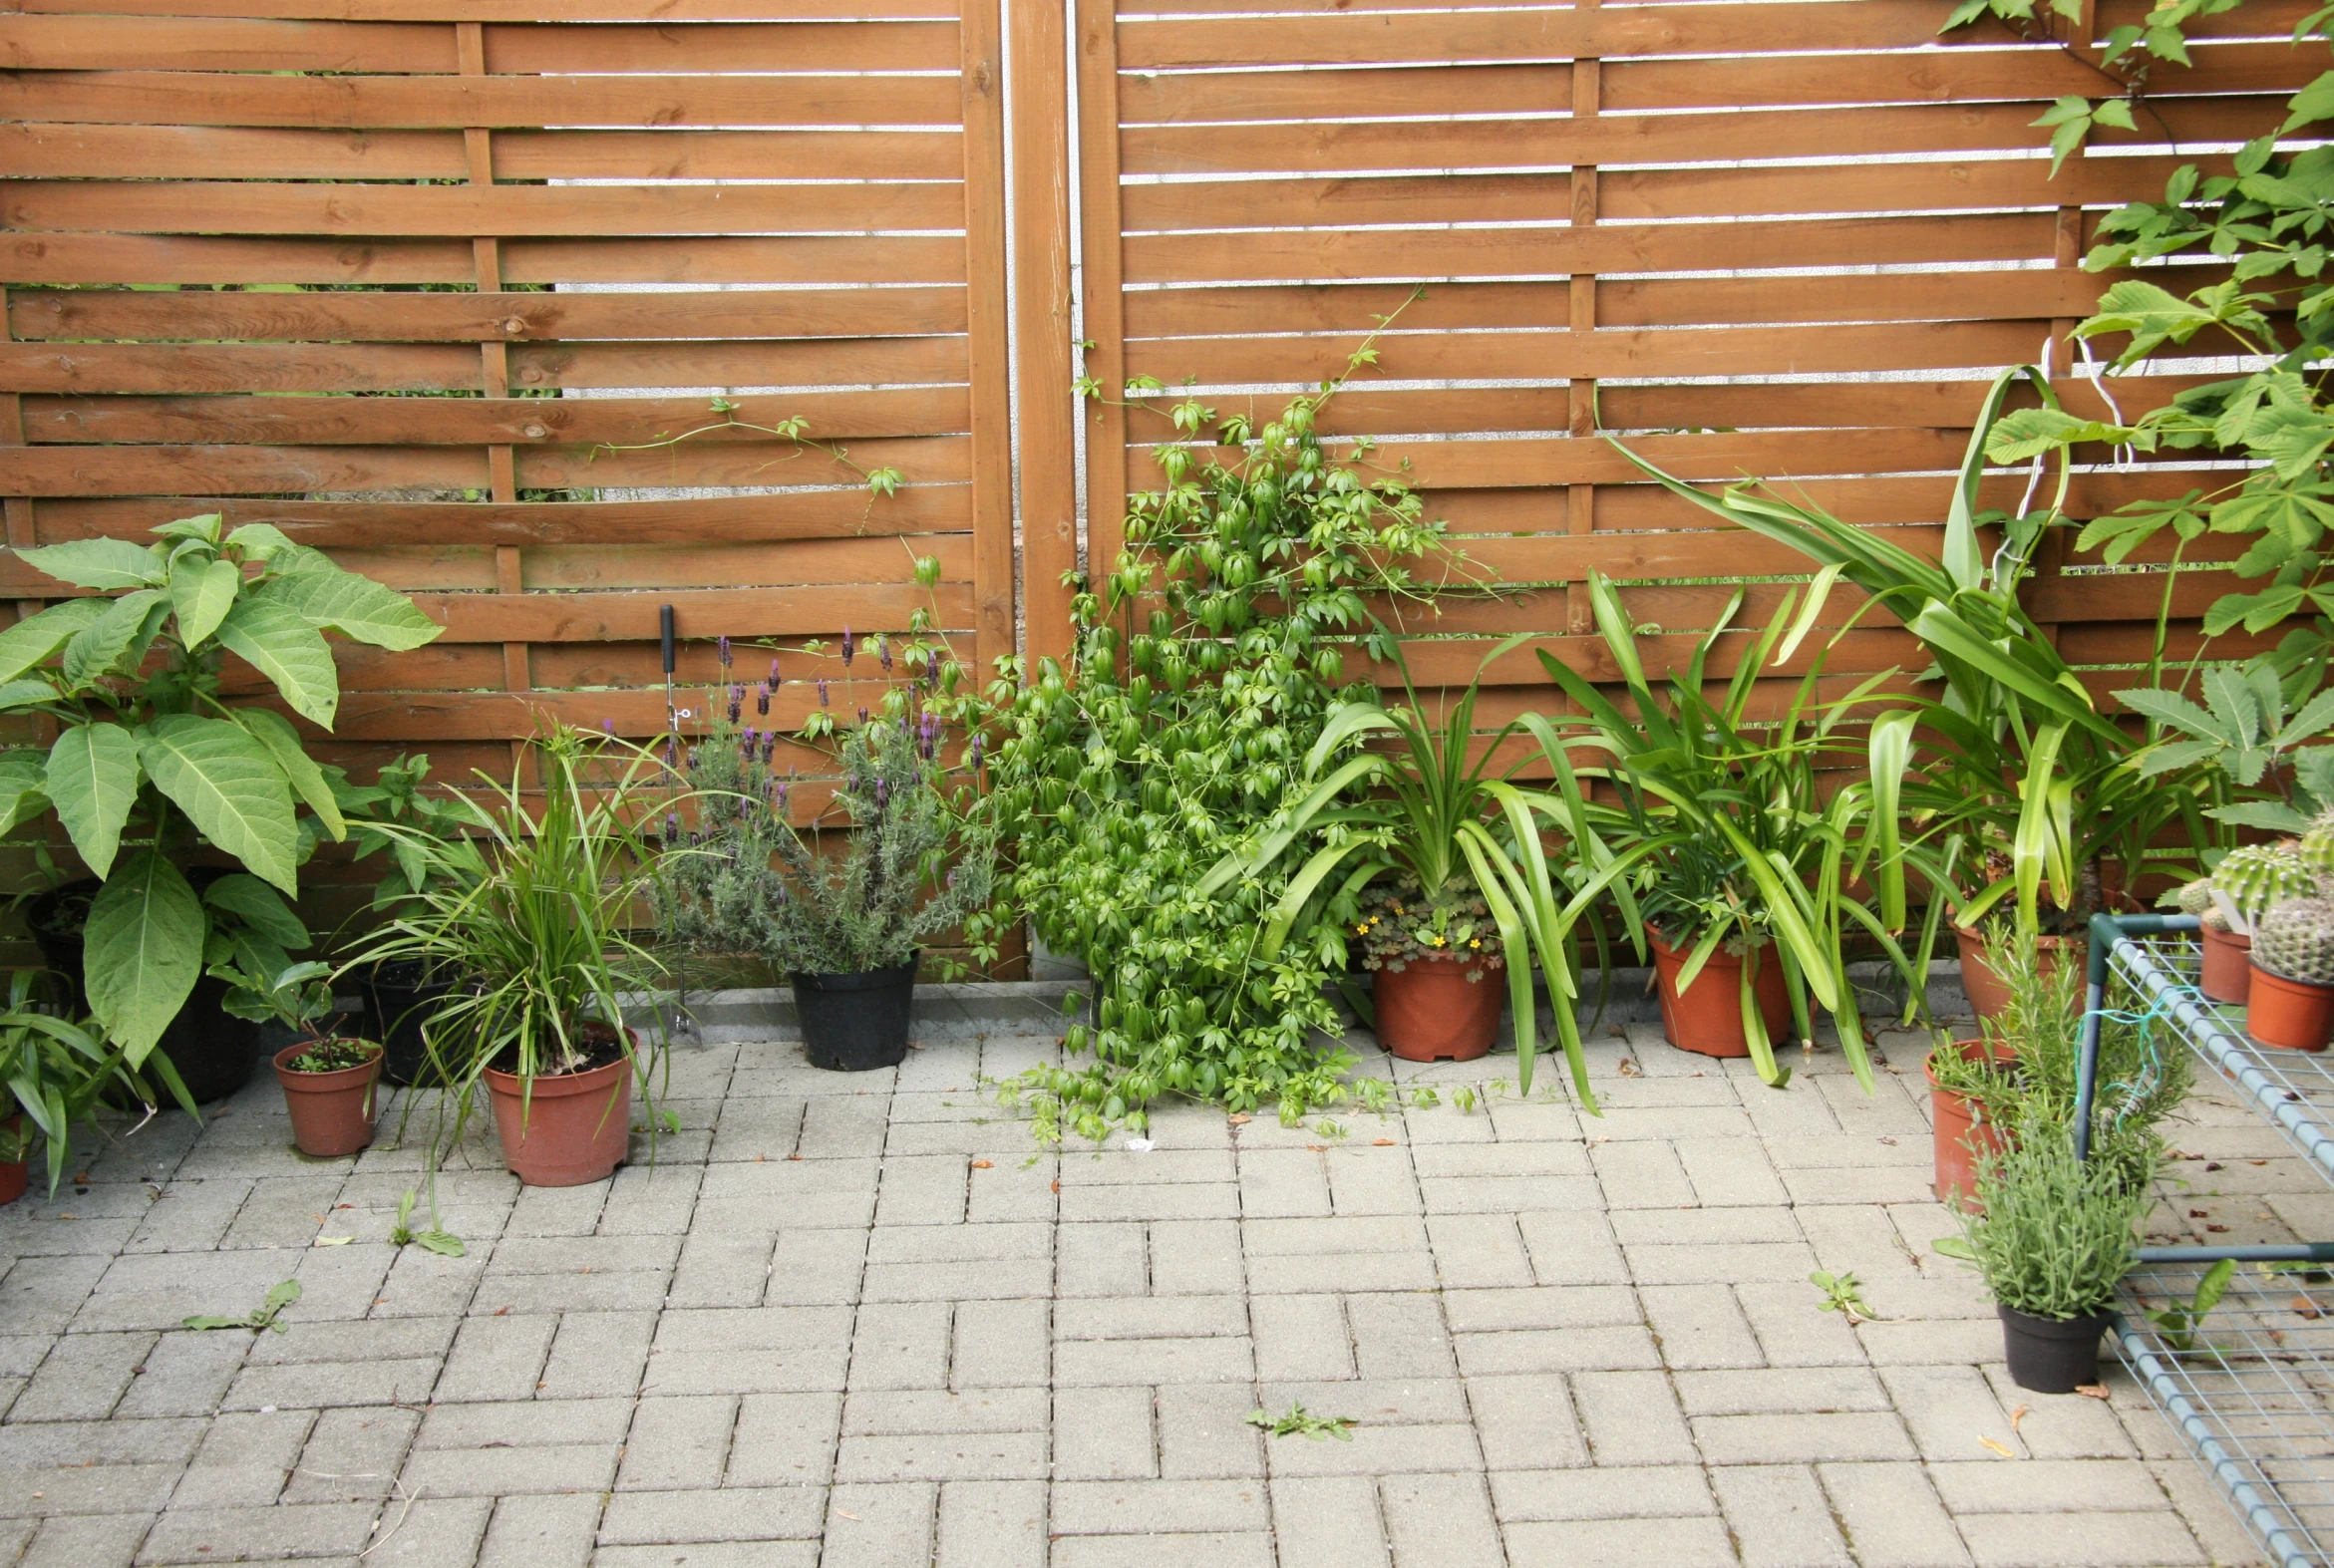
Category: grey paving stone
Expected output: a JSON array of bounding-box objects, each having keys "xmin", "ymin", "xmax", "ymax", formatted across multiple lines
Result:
[
  {"xmin": 1423, "ymin": 1214, "xmax": 1534, "ymax": 1289},
  {"xmin": 1380, "ymin": 1471, "xmax": 1506, "ymax": 1567},
  {"xmin": 1145, "ymin": 1219, "xmax": 1245, "ymax": 1296},
  {"xmin": 1951, "ymin": 1509, "xmax": 2208, "ymax": 1568},
  {"xmin": 12, "ymin": 1331, "xmax": 154, "ymax": 1421},
  {"xmin": 935, "ymin": 1478, "xmax": 1045, "ymax": 1568},
  {"xmin": 355, "ymin": 1495, "xmax": 493, "ymax": 1566},
  {"xmin": 1713, "ymin": 1461, "xmax": 1854, "ymax": 1567},
  {"xmin": 477, "ymin": 1491, "xmax": 602, "ymax": 1568},
  {"xmin": 1515, "ymin": 1211, "xmax": 1630, "ymax": 1286},
  {"xmin": 1504, "ymin": 1512, "xmax": 1739, "ymax": 1567},
  {"xmin": 22, "ymin": 1511, "xmax": 152, "ymax": 1568},
  {"xmin": 614, "ymin": 1395, "xmax": 734, "ymax": 1490},
  {"xmin": 114, "ymin": 1329, "xmax": 249, "ymax": 1419},
  {"xmin": 1879, "ymin": 1365, "xmax": 2028, "ymax": 1463},
  {"xmin": 766, "ymin": 1226, "xmax": 867, "ymax": 1308},
  {"xmin": 169, "ymin": 1409, "xmax": 309, "ymax": 1510},
  {"xmin": 1154, "ymin": 1384, "xmax": 1263, "ymax": 1480},
  {"xmin": 1270, "ymin": 1475, "xmax": 1390, "ymax": 1567},
  {"xmin": 1641, "ymin": 1283, "xmax": 1768, "ymax": 1370},
  {"xmin": 1456, "ymin": 1324, "xmax": 1662, "ymax": 1376},
  {"xmin": 1055, "ymin": 1295, "xmax": 1243, "ymax": 1343},
  {"xmin": 223, "ymin": 1356, "xmax": 441, "ymax": 1411},
  {"xmin": 434, "ymin": 1312, "xmax": 556, "ymax": 1404},
  {"xmin": 1054, "ymin": 1335, "xmax": 1252, "ymax": 1388},
  {"xmin": 725, "ymin": 1391, "xmax": 842, "ymax": 1487},
  {"xmin": 283, "ymin": 1406, "xmax": 418, "ymax": 1504},
  {"xmin": 400, "ymin": 1440, "xmax": 620, "ymax": 1497},
  {"xmin": 1047, "ymin": 1532, "xmax": 1273, "ymax": 1568},
  {"xmin": 1050, "ymin": 1478, "xmax": 1267, "ymax": 1534},
  {"xmin": 1573, "ymin": 1368, "xmax": 1698, "ymax": 1465},
  {"xmin": 1490, "ymin": 1462, "xmax": 1716, "ymax": 1521},
  {"xmin": 952, "ymin": 1298, "xmax": 1051, "ymax": 1391},
  {"xmin": 1466, "ymin": 1372, "xmax": 1588, "ymax": 1469},
  {"xmin": 1693, "ymin": 1410, "xmax": 1918, "ymax": 1464},
  {"xmin": 1676, "ymin": 1366, "xmax": 1890, "ymax": 1416},
  {"xmin": 1819, "ymin": 1460, "xmax": 1974, "ymax": 1568},
  {"xmin": 1928, "ymin": 1457, "xmax": 2170, "ymax": 1514},
  {"xmin": 820, "ymin": 1480, "xmax": 936, "ymax": 1568},
  {"xmin": 844, "ymin": 1300, "xmax": 952, "ymax": 1393},
  {"xmin": 598, "ymin": 1485, "xmax": 824, "ymax": 1544},
  {"xmin": 1051, "ymin": 1385, "xmax": 1156, "ymax": 1481},
  {"xmin": 1055, "ymin": 1223, "xmax": 1149, "ymax": 1299},
  {"xmin": 136, "ymin": 1502, "xmax": 377, "ymax": 1565}
]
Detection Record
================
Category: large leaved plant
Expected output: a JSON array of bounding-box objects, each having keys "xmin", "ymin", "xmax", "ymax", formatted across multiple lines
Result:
[{"xmin": 0, "ymin": 513, "xmax": 443, "ymax": 1062}]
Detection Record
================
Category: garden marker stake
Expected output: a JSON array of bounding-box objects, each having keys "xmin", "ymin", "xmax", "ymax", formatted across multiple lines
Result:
[{"xmin": 660, "ymin": 604, "xmax": 677, "ymax": 735}]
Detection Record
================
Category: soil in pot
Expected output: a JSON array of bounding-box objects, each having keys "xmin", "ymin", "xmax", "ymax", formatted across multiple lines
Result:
[
  {"xmin": 1647, "ymin": 927, "xmax": 1791, "ymax": 1059},
  {"xmin": 0, "ymin": 1115, "xmax": 24, "ymax": 1206},
  {"xmin": 29, "ymin": 878, "xmax": 260, "ymax": 1104},
  {"xmin": 1999, "ymin": 1303, "xmax": 2114, "ymax": 1395},
  {"xmin": 795, "ymin": 955, "xmax": 918, "ymax": 1072},
  {"xmin": 2199, "ymin": 924, "xmax": 2253, "ymax": 1007},
  {"xmin": 1927, "ymin": 1038, "xmax": 2017, "ymax": 1210},
  {"xmin": 273, "ymin": 1039, "xmax": 382, "ymax": 1159},
  {"xmin": 1953, "ymin": 925, "xmax": 2085, "ymax": 1022},
  {"xmin": 1374, "ymin": 953, "xmax": 1502, "ymax": 1062},
  {"xmin": 360, "ymin": 961, "xmax": 454, "ymax": 1087},
  {"xmin": 2248, "ymin": 963, "xmax": 2334, "ymax": 1052},
  {"xmin": 483, "ymin": 1023, "xmax": 635, "ymax": 1187}
]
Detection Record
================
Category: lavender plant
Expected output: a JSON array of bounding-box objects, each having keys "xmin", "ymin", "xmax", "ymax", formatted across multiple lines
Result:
[{"xmin": 656, "ymin": 714, "xmax": 995, "ymax": 977}]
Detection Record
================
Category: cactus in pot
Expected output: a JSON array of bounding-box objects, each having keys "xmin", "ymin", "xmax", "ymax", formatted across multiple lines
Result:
[
  {"xmin": 2302, "ymin": 812, "xmax": 2334, "ymax": 884},
  {"xmin": 2248, "ymin": 896, "xmax": 2334, "ymax": 1050},
  {"xmin": 2210, "ymin": 844, "xmax": 2319, "ymax": 937}
]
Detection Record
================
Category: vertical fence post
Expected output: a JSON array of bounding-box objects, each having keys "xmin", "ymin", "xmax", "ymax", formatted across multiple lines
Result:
[
  {"xmin": 457, "ymin": 21, "xmax": 531, "ymax": 772},
  {"xmin": 0, "ymin": 289, "xmax": 40, "ymax": 625},
  {"xmin": 1564, "ymin": 1, "xmax": 1601, "ymax": 638},
  {"xmin": 1013, "ymin": 0, "xmax": 1080, "ymax": 675},
  {"xmin": 963, "ymin": 0, "xmax": 1017, "ymax": 689},
  {"xmin": 1076, "ymin": 0, "xmax": 1128, "ymax": 593}
]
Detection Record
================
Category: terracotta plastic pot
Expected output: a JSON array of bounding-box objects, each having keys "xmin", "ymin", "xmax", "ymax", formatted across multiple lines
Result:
[
  {"xmin": 1926, "ymin": 1037, "xmax": 2016, "ymax": 1210},
  {"xmin": 1953, "ymin": 925, "xmax": 2085, "ymax": 1022},
  {"xmin": 1374, "ymin": 953, "xmax": 1502, "ymax": 1062},
  {"xmin": 483, "ymin": 1043, "xmax": 633, "ymax": 1187},
  {"xmin": 2247, "ymin": 963, "xmax": 2334, "ymax": 1052},
  {"xmin": 0, "ymin": 1115, "xmax": 25, "ymax": 1206},
  {"xmin": 273, "ymin": 1041, "xmax": 382, "ymax": 1159},
  {"xmin": 1647, "ymin": 927, "xmax": 1791, "ymax": 1059},
  {"xmin": 1999, "ymin": 1303, "xmax": 2113, "ymax": 1395},
  {"xmin": 2199, "ymin": 924, "xmax": 2253, "ymax": 1006}
]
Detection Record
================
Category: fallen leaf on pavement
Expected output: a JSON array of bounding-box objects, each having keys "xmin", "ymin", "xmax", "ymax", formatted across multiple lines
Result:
[
  {"xmin": 2008, "ymin": 1405, "xmax": 2029, "ymax": 1432},
  {"xmin": 2076, "ymin": 1385, "xmax": 2110, "ymax": 1400},
  {"xmin": 1978, "ymin": 1436, "xmax": 2017, "ymax": 1458},
  {"xmin": 970, "ymin": 1160, "xmax": 993, "ymax": 1169}
]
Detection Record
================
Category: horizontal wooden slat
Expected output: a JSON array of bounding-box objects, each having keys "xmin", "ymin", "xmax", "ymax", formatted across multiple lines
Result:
[
  {"xmin": 4, "ymin": 70, "xmax": 962, "ymax": 130},
  {"xmin": 1122, "ymin": 155, "xmax": 2199, "ymax": 233},
  {"xmin": 1122, "ymin": 95, "xmax": 2289, "ymax": 175},
  {"xmin": 1, "ymin": 334, "xmax": 965, "ymax": 393},
  {"xmin": 38, "ymin": 487, "xmax": 971, "ymax": 547},
  {"xmin": 485, "ymin": 19, "xmax": 958, "ymax": 72},
  {"xmin": 1118, "ymin": 46, "xmax": 2285, "ymax": 126},
  {"xmin": 15, "ymin": 0, "xmax": 955, "ymax": 19},
  {"xmin": 23, "ymin": 389, "xmax": 968, "ymax": 446},
  {"xmin": 1125, "ymin": 212, "xmax": 2059, "ymax": 285},
  {"xmin": 0, "ymin": 232, "xmax": 969, "ymax": 286},
  {"xmin": 0, "ymin": 434, "xmax": 961, "ymax": 495},
  {"xmin": 4, "ymin": 179, "xmax": 965, "ymax": 237},
  {"xmin": 0, "ymin": 13, "xmax": 456, "ymax": 71},
  {"xmin": 1133, "ymin": 0, "xmax": 2311, "ymax": 28},
  {"xmin": 1118, "ymin": 1, "xmax": 2028, "ymax": 69},
  {"xmin": 9, "ymin": 285, "xmax": 969, "ymax": 343},
  {"xmin": 420, "ymin": 582, "xmax": 972, "ymax": 642},
  {"xmin": 0, "ymin": 123, "xmax": 963, "ymax": 181}
]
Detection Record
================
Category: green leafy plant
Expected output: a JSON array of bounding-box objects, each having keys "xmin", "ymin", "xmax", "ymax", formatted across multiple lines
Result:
[
  {"xmin": 0, "ymin": 511, "xmax": 441, "ymax": 1062},
  {"xmin": 1949, "ymin": 1134, "xmax": 2154, "ymax": 1321},
  {"xmin": 2119, "ymin": 659, "xmax": 2334, "ymax": 836},
  {"xmin": 2148, "ymin": 1257, "xmax": 2236, "ymax": 1354},
  {"xmin": 1199, "ymin": 648, "xmax": 1593, "ymax": 1101},
  {"xmin": 969, "ymin": 328, "xmax": 1460, "ymax": 1143},
  {"xmin": 1534, "ymin": 571, "xmax": 1910, "ymax": 1087},
  {"xmin": 1810, "ymin": 1270, "xmax": 1879, "ymax": 1325},
  {"xmin": 1244, "ymin": 1402, "xmax": 1356, "ymax": 1441},
  {"xmin": 183, "ymin": 1278, "xmax": 300, "ymax": 1334},
  {"xmin": 656, "ymin": 713, "xmax": 995, "ymax": 977},
  {"xmin": 1618, "ymin": 367, "xmax": 2201, "ymax": 946},
  {"xmin": 0, "ymin": 972, "xmax": 187, "ymax": 1194},
  {"xmin": 346, "ymin": 727, "xmax": 667, "ymax": 1149},
  {"xmin": 387, "ymin": 1186, "xmax": 465, "ymax": 1258},
  {"xmin": 1351, "ymin": 871, "xmax": 1504, "ymax": 975}
]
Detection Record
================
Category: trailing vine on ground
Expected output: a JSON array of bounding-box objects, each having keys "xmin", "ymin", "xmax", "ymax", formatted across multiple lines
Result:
[{"xmin": 964, "ymin": 321, "xmax": 1468, "ymax": 1144}]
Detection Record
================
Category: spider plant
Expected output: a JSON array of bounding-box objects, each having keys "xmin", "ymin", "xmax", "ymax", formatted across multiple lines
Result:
[
  {"xmin": 1198, "ymin": 640, "xmax": 1595, "ymax": 1107},
  {"xmin": 1531, "ymin": 572, "xmax": 1916, "ymax": 1089},
  {"xmin": 346, "ymin": 727, "xmax": 668, "ymax": 1148}
]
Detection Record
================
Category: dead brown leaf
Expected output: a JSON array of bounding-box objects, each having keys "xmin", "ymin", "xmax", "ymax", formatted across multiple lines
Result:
[
  {"xmin": 2076, "ymin": 1385, "xmax": 2110, "ymax": 1400},
  {"xmin": 1978, "ymin": 1435, "xmax": 2017, "ymax": 1459},
  {"xmin": 970, "ymin": 1159, "xmax": 993, "ymax": 1170},
  {"xmin": 2008, "ymin": 1404, "xmax": 2030, "ymax": 1432}
]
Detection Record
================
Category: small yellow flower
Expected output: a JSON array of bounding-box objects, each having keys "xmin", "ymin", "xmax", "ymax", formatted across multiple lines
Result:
[{"xmin": 1470, "ymin": 939, "xmax": 1481, "ymax": 949}]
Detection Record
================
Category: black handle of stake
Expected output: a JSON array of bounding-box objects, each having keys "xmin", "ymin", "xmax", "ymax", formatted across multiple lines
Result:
[{"xmin": 660, "ymin": 604, "xmax": 676, "ymax": 679}]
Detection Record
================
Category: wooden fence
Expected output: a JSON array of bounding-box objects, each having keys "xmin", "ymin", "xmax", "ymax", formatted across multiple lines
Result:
[
  {"xmin": 0, "ymin": 0, "xmax": 1014, "ymax": 808},
  {"xmin": 0, "ymin": 0, "xmax": 2321, "ymax": 810},
  {"xmin": 1070, "ymin": 0, "xmax": 2316, "ymax": 734}
]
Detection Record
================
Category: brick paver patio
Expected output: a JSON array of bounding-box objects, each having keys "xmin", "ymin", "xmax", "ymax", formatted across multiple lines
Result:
[{"xmin": 0, "ymin": 1004, "xmax": 2289, "ymax": 1566}]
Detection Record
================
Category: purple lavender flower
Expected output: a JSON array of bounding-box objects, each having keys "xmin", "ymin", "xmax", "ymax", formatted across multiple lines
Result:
[
  {"xmin": 774, "ymin": 779, "xmax": 790, "ymax": 815},
  {"xmin": 663, "ymin": 811, "xmax": 680, "ymax": 843},
  {"xmin": 968, "ymin": 733, "xmax": 985, "ymax": 771},
  {"xmin": 840, "ymin": 627, "xmax": 854, "ymax": 669},
  {"xmin": 662, "ymin": 739, "xmax": 679, "ymax": 771},
  {"xmin": 740, "ymin": 726, "xmax": 757, "ymax": 759},
  {"xmin": 717, "ymin": 635, "xmax": 732, "ymax": 670},
  {"xmin": 769, "ymin": 658, "xmax": 781, "ymax": 686},
  {"xmin": 878, "ymin": 638, "xmax": 893, "ymax": 674},
  {"xmin": 756, "ymin": 681, "xmax": 771, "ymax": 717},
  {"xmin": 817, "ymin": 678, "xmax": 831, "ymax": 708},
  {"xmin": 601, "ymin": 718, "xmax": 615, "ymax": 735},
  {"xmin": 856, "ymin": 707, "xmax": 869, "ymax": 727},
  {"xmin": 872, "ymin": 777, "xmax": 889, "ymax": 813},
  {"xmin": 917, "ymin": 711, "xmax": 938, "ymax": 762},
  {"xmin": 760, "ymin": 731, "xmax": 778, "ymax": 765},
  {"xmin": 726, "ymin": 684, "xmax": 743, "ymax": 724}
]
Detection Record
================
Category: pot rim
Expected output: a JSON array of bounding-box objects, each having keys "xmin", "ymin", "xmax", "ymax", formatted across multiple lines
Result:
[
  {"xmin": 793, "ymin": 953, "xmax": 920, "ymax": 993},
  {"xmin": 1951, "ymin": 922, "xmax": 2087, "ymax": 949},
  {"xmin": 272, "ymin": 1039, "xmax": 383, "ymax": 1080},
  {"xmin": 2250, "ymin": 960, "xmax": 2334, "ymax": 993},
  {"xmin": 1924, "ymin": 1035, "xmax": 2018, "ymax": 1088},
  {"xmin": 482, "ymin": 1048, "xmax": 634, "ymax": 1098}
]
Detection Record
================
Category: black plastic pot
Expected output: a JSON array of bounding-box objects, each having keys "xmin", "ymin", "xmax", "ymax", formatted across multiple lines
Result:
[
  {"xmin": 28, "ymin": 878, "xmax": 259, "ymax": 1105},
  {"xmin": 360, "ymin": 960, "xmax": 455, "ymax": 1087},
  {"xmin": 794, "ymin": 953, "xmax": 918, "ymax": 1072},
  {"xmin": 1998, "ymin": 1302, "xmax": 2115, "ymax": 1394}
]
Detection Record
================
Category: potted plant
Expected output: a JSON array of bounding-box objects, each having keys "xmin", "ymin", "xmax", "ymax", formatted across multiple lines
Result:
[
  {"xmin": 1199, "ymin": 651, "xmax": 1594, "ymax": 1092},
  {"xmin": 658, "ymin": 712, "xmax": 995, "ymax": 1073},
  {"xmin": 1945, "ymin": 1132, "xmax": 2154, "ymax": 1394},
  {"xmin": 351, "ymin": 728, "xmax": 665, "ymax": 1186},
  {"xmin": 2250, "ymin": 895, "xmax": 2334, "ymax": 1051},
  {"xmin": 1924, "ymin": 1029, "xmax": 2018, "ymax": 1210},
  {"xmin": 2166, "ymin": 875, "xmax": 2251, "ymax": 1004},
  {"xmin": 0, "ymin": 973, "xmax": 182, "ymax": 1202},
  {"xmin": 341, "ymin": 755, "xmax": 468, "ymax": 1086},
  {"xmin": 0, "ymin": 512, "xmax": 441, "ymax": 1098},
  {"xmin": 1535, "ymin": 572, "xmax": 1910, "ymax": 1088},
  {"xmin": 1351, "ymin": 872, "xmax": 1505, "ymax": 1063},
  {"xmin": 219, "ymin": 959, "xmax": 383, "ymax": 1158}
]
